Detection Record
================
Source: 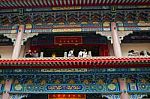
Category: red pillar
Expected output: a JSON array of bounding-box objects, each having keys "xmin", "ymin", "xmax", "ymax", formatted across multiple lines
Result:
[
  {"xmin": 2, "ymin": 80, "xmax": 12, "ymax": 99},
  {"xmin": 100, "ymin": 45, "xmax": 109, "ymax": 56},
  {"xmin": 111, "ymin": 22, "xmax": 122, "ymax": 57},
  {"xmin": 119, "ymin": 78, "xmax": 130, "ymax": 99},
  {"xmin": 12, "ymin": 25, "xmax": 24, "ymax": 59}
]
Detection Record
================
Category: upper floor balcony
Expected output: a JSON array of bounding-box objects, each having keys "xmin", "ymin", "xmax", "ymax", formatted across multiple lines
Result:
[
  {"xmin": 0, "ymin": 23, "xmax": 150, "ymax": 69},
  {"xmin": 0, "ymin": 30, "xmax": 150, "ymax": 59}
]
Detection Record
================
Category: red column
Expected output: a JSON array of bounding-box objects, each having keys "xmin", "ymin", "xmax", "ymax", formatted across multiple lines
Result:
[
  {"xmin": 12, "ymin": 25, "xmax": 24, "ymax": 59},
  {"xmin": 111, "ymin": 22, "xmax": 122, "ymax": 57},
  {"xmin": 100, "ymin": 45, "xmax": 109, "ymax": 56},
  {"xmin": 2, "ymin": 80, "xmax": 12, "ymax": 99},
  {"xmin": 99, "ymin": 46, "xmax": 102, "ymax": 56},
  {"xmin": 120, "ymin": 93, "xmax": 130, "ymax": 99},
  {"xmin": 119, "ymin": 78, "xmax": 130, "ymax": 99},
  {"xmin": 103, "ymin": 45, "xmax": 109, "ymax": 56}
]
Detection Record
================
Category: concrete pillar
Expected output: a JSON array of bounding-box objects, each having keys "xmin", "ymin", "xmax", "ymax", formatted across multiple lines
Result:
[
  {"xmin": 2, "ymin": 80, "xmax": 12, "ymax": 99},
  {"xmin": 119, "ymin": 78, "xmax": 130, "ymax": 99},
  {"xmin": 12, "ymin": 25, "xmax": 24, "ymax": 59},
  {"xmin": 111, "ymin": 22, "xmax": 122, "ymax": 57}
]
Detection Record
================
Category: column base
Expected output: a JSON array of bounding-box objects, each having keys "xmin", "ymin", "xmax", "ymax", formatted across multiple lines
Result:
[
  {"xmin": 120, "ymin": 92, "xmax": 130, "ymax": 99},
  {"xmin": 2, "ymin": 92, "xmax": 10, "ymax": 99}
]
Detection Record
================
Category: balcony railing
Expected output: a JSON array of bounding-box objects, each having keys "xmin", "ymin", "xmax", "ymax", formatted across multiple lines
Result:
[{"xmin": 0, "ymin": 56, "xmax": 150, "ymax": 69}]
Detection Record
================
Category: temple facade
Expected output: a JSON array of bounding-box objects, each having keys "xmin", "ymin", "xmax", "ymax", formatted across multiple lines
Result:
[{"xmin": 0, "ymin": 1, "xmax": 150, "ymax": 99}]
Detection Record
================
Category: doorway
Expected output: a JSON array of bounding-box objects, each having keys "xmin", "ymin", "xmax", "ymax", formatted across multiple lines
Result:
[
  {"xmin": 48, "ymin": 94, "xmax": 86, "ymax": 99},
  {"xmin": 21, "ymin": 94, "xmax": 47, "ymax": 99},
  {"xmin": 86, "ymin": 94, "xmax": 108, "ymax": 99},
  {"xmin": 21, "ymin": 93, "xmax": 108, "ymax": 99}
]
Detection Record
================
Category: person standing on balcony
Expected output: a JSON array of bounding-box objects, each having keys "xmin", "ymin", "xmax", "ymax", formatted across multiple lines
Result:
[
  {"xmin": 33, "ymin": 50, "xmax": 38, "ymax": 58},
  {"xmin": 25, "ymin": 50, "xmax": 33, "ymax": 58},
  {"xmin": 78, "ymin": 50, "xmax": 83, "ymax": 57},
  {"xmin": 68, "ymin": 49, "xmax": 74, "ymax": 57},
  {"xmin": 83, "ymin": 49, "xmax": 87, "ymax": 57}
]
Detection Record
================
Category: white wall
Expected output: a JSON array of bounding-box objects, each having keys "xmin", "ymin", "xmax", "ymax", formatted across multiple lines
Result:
[
  {"xmin": 0, "ymin": 46, "xmax": 25, "ymax": 58},
  {"xmin": 121, "ymin": 43, "xmax": 150, "ymax": 56}
]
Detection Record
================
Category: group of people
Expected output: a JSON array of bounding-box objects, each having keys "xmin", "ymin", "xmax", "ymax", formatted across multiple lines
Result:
[
  {"xmin": 25, "ymin": 50, "xmax": 38, "ymax": 58},
  {"xmin": 25, "ymin": 49, "xmax": 92, "ymax": 58},
  {"xmin": 66, "ymin": 49, "xmax": 92, "ymax": 57},
  {"xmin": 128, "ymin": 50, "xmax": 150, "ymax": 56},
  {"xmin": 78, "ymin": 49, "xmax": 89, "ymax": 57}
]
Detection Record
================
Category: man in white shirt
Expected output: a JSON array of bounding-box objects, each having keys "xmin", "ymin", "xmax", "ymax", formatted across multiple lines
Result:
[
  {"xmin": 78, "ymin": 50, "xmax": 83, "ymax": 57},
  {"xmin": 68, "ymin": 49, "xmax": 74, "ymax": 57},
  {"xmin": 82, "ymin": 49, "xmax": 87, "ymax": 57}
]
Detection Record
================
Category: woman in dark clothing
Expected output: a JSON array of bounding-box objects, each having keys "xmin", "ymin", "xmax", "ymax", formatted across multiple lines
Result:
[{"xmin": 25, "ymin": 50, "xmax": 33, "ymax": 58}]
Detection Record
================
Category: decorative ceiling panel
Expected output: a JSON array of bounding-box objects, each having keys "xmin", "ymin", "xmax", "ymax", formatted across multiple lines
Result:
[{"xmin": 0, "ymin": 0, "xmax": 150, "ymax": 9}]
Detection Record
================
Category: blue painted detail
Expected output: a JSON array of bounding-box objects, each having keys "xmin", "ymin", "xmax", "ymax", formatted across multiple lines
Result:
[
  {"xmin": 1, "ymin": 68, "xmax": 150, "ymax": 74},
  {"xmin": 128, "ymin": 83, "xmax": 150, "ymax": 93},
  {"xmin": 138, "ymin": 83, "xmax": 149, "ymax": 91},
  {"xmin": 128, "ymin": 83, "xmax": 138, "ymax": 91},
  {"xmin": 1, "ymin": 68, "xmax": 150, "ymax": 93},
  {"xmin": 46, "ymin": 84, "xmax": 83, "ymax": 92},
  {"xmin": 10, "ymin": 83, "xmax": 120, "ymax": 93},
  {"xmin": 103, "ymin": 94, "xmax": 120, "ymax": 99},
  {"xmin": 107, "ymin": 83, "xmax": 119, "ymax": 92},
  {"xmin": 0, "ymin": 84, "xmax": 3, "ymax": 93},
  {"xmin": 0, "ymin": 9, "xmax": 150, "ymax": 32},
  {"xmin": 130, "ymin": 94, "xmax": 147, "ymax": 99}
]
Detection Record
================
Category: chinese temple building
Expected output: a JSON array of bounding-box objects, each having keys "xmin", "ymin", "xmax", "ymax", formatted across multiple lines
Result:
[{"xmin": 0, "ymin": 0, "xmax": 150, "ymax": 99}]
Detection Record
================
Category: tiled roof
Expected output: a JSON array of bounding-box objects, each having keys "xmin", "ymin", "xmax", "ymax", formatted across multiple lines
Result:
[
  {"xmin": 0, "ymin": 57, "xmax": 150, "ymax": 69},
  {"xmin": 0, "ymin": 0, "xmax": 150, "ymax": 9}
]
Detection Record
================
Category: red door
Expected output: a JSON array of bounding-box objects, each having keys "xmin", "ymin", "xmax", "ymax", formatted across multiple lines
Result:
[{"xmin": 48, "ymin": 94, "xmax": 86, "ymax": 99}]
